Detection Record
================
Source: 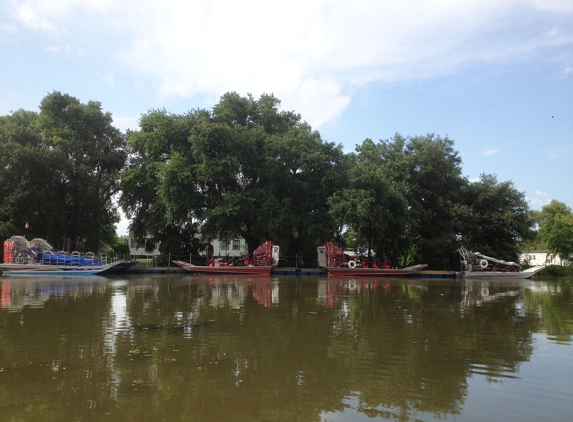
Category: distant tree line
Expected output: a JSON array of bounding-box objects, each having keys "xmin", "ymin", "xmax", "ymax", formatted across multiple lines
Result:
[{"xmin": 1, "ymin": 91, "xmax": 568, "ymax": 269}]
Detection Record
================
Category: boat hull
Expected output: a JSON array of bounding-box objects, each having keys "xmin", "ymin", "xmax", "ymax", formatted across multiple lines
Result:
[
  {"xmin": 326, "ymin": 264, "xmax": 427, "ymax": 277},
  {"xmin": 0, "ymin": 261, "xmax": 124, "ymax": 276},
  {"xmin": 457, "ymin": 265, "xmax": 545, "ymax": 280},
  {"xmin": 172, "ymin": 260, "xmax": 273, "ymax": 275},
  {"xmin": 99, "ymin": 261, "xmax": 137, "ymax": 274}
]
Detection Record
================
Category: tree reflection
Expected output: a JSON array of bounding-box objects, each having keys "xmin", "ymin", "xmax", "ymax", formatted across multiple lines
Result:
[
  {"xmin": 521, "ymin": 280, "xmax": 573, "ymax": 343},
  {"xmin": 0, "ymin": 276, "xmax": 570, "ymax": 421}
]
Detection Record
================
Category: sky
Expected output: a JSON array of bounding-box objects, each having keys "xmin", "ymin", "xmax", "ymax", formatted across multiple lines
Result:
[{"xmin": 1, "ymin": 0, "xmax": 572, "ymax": 237}]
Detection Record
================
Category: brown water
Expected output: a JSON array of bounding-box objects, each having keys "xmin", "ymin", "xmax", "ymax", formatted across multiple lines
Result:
[{"xmin": 0, "ymin": 275, "xmax": 571, "ymax": 422}]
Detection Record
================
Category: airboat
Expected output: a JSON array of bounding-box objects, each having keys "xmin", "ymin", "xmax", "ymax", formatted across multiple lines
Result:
[
  {"xmin": 1, "ymin": 236, "xmax": 131, "ymax": 276},
  {"xmin": 317, "ymin": 242, "xmax": 427, "ymax": 277},
  {"xmin": 454, "ymin": 247, "xmax": 545, "ymax": 279},
  {"xmin": 173, "ymin": 241, "xmax": 279, "ymax": 275}
]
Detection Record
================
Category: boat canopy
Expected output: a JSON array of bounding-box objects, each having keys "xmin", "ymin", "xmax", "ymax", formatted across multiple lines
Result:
[
  {"xmin": 458, "ymin": 247, "xmax": 521, "ymax": 270},
  {"xmin": 3, "ymin": 236, "xmax": 106, "ymax": 266}
]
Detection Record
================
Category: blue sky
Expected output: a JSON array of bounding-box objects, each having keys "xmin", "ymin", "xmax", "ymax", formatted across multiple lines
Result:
[{"xmin": 1, "ymin": 0, "xmax": 572, "ymax": 236}]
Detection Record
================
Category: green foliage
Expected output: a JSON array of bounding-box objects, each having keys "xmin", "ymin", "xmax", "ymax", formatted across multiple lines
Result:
[
  {"xmin": 112, "ymin": 235, "xmax": 130, "ymax": 256},
  {"xmin": 0, "ymin": 92, "xmax": 126, "ymax": 252},
  {"xmin": 328, "ymin": 138, "xmax": 407, "ymax": 261},
  {"xmin": 355, "ymin": 134, "xmax": 466, "ymax": 268},
  {"xmin": 539, "ymin": 264, "xmax": 573, "ymax": 278},
  {"xmin": 401, "ymin": 134, "xmax": 466, "ymax": 269},
  {"xmin": 261, "ymin": 125, "xmax": 347, "ymax": 258},
  {"xmin": 123, "ymin": 92, "xmax": 345, "ymax": 257},
  {"xmin": 538, "ymin": 200, "xmax": 572, "ymax": 221},
  {"xmin": 518, "ymin": 209, "xmax": 548, "ymax": 251},
  {"xmin": 519, "ymin": 200, "xmax": 573, "ymax": 260},
  {"xmin": 184, "ymin": 92, "xmax": 313, "ymax": 253},
  {"xmin": 539, "ymin": 200, "xmax": 573, "ymax": 259},
  {"xmin": 119, "ymin": 109, "xmax": 204, "ymax": 256},
  {"xmin": 460, "ymin": 174, "xmax": 534, "ymax": 263},
  {"xmin": 330, "ymin": 135, "xmax": 534, "ymax": 270}
]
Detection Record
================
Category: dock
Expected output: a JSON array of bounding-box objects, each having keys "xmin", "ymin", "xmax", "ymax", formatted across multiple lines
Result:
[
  {"xmin": 413, "ymin": 270, "xmax": 456, "ymax": 279},
  {"xmin": 123, "ymin": 265, "xmax": 455, "ymax": 278},
  {"xmin": 124, "ymin": 265, "xmax": 326, "ymax": 275},
  {"xmin": 126, "ymin": 265, "xmax": 186, "ymax": 274}
]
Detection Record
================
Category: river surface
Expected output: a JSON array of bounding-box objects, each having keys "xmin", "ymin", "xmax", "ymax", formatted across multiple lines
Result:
[{"xmin": 0, "ymin": 274, "xmax": 571, "ymax": 422}]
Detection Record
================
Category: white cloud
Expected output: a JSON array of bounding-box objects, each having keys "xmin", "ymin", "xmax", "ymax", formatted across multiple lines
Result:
[
  {"xmin": 527, "ymin": 190, "xmax": 552, "ymax": 209},
  {"xmin": 0, "ymin": 22, "xmax": 18, "ymax": 33},
  {"xmin": 7, "ymin": 0, "xmax": 573, "ymax": 128},
  {"xmin": 483, "ymin": 149, "xmax": 500, "ymax": 157},
  {"xmin": 280, "ymin": 77, "xmax": 351, "ymax": 128},
  {"xmin": 112, "ymin": 115, "xmax": 140, "ymax": 132},
  {"xmin": 46, "ymin": 44, "xmax": 71, "ymax": 54},
  {"xmin": 531, "ymin": 0, "xmax": 573, "ymax": 13},
  {"xmin": 10, "ymin": 0, "xmax": 116, "ymax": 32},
  {"xmin": 11, "ymin": 2, "xmax": 57, "ymax": 31}
]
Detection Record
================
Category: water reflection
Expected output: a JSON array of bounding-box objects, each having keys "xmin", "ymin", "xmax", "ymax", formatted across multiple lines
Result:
[
  {"xmin": 0, "ymin": 275, "xmax": 571, "ymax": 421},
  {"xmin": 0, "ymin": 276, "xmax": 111, "ymax": 311}
]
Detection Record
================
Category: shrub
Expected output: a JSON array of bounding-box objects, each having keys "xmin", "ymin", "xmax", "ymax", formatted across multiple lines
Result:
[{"xmin": 537, "ymin": 264, "xmax": 573, "ymax": 278}]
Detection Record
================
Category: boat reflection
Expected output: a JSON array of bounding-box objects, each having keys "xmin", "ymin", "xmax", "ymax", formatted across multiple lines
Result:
[
  {"xmin": 204, "ymin": 275, "xmax": 278, "ymax": 308},
  {"xmin": 317, "ymin": 277, "xmax": 524, "ymax": 308},
  {"xmin": 0, "ymin": 275, "xmax": 534, "ymax": 312},
  {"xmin": 0, "ymin": 276, "xmax": 111, "ymax": 311},
  {"xmin": 460, "ymin": 279, "xmax": 521, "ymax": 305}
]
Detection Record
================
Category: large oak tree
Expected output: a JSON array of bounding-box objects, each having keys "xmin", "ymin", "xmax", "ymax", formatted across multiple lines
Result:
[
  {"xmin": 121, "ymin": 92, "xmax": 345, "ymax": 259},
  {"xmin": 0, "ymin": 92, "xmax": 126, "ymax": 253}
]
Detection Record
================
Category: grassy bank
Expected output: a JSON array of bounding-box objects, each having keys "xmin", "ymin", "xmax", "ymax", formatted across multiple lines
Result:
[{"xmin": 536, "ymin": 264, "xmax": 573, "ymax": 278}]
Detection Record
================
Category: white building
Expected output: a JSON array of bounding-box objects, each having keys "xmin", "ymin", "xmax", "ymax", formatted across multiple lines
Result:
[
  {"xmin": 128, "ymin": 237, "xmax": 161, "ymax": 257},
  {"xmin": 211, "ymin": 237, "xmax": 248, "ymax": 257},
  {"xmin": 520, "ymin": 250, "xmax": 571, "ymax": 267},
  {"xmin": 127, "ymin": 236, "xmax": 247, "ymax": 258}
]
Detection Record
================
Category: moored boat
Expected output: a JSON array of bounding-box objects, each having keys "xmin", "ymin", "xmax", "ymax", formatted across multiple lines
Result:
[
  {"xmin": 453, "ymin": 247, "xmax": 545, "ymax": 280},
  {"xmin": 173, "ymin": 241, "xmax": 279, "ymax": 275},
  {"xmin": 1, "ymin": 236, "xmax": 132, "ymax": 276},
  {"xmin": 317, "ymin": 242, "xmax": 427, "ymax": 277},
  {"xmin": 0, "ymin": 262, "xmax": 125, "ymax": 276}
]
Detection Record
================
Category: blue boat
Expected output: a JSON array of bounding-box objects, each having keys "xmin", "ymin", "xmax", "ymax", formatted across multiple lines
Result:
[{"xmin": 1, "ymin": 236, "xmax": 132, "ymax": 276}]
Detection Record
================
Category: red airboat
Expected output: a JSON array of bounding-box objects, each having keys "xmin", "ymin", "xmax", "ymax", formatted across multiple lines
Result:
[
  {"xmin": 173, "ymin": 241, "xmax": 279, "ymax": 275},
  {"xmin": 317, "ymin": 242, "xmax": 426, "ymax": 277}
]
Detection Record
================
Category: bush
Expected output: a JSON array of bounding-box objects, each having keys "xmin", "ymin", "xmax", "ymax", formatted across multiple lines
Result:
[{"xmin": 537, "ymin": 264, "xmax": 573, "ymax": 278}]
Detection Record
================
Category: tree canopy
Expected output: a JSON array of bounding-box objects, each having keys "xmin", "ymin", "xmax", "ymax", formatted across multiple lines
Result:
[
  {"xmin": 399, "ymin": 134, "xmax": 467, "ymax": 268},
  {"xmin": 537, "ymin": 200, "xmax": 573, "ymax": 261},
  {"xmin": 329, "ymin": 135, "xmax": 534, "ymax": 268},
  {"xmin": 118, "ymin": 108, "xmax": 204, "ymax": 256},
  {"xmin": 328, "ymin": 138, "xmax": 407, "ymax": 262},
  {"xmin": 120, "ymin": 92, "xmax": 345, "ymax": 259},
  {"xmin": 0, "ymin": 92, "xmax": 126, "ymax": 252},
  {"xmin": 459, "ymin": 173, "xmax": 534, "ymax": 263}
]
